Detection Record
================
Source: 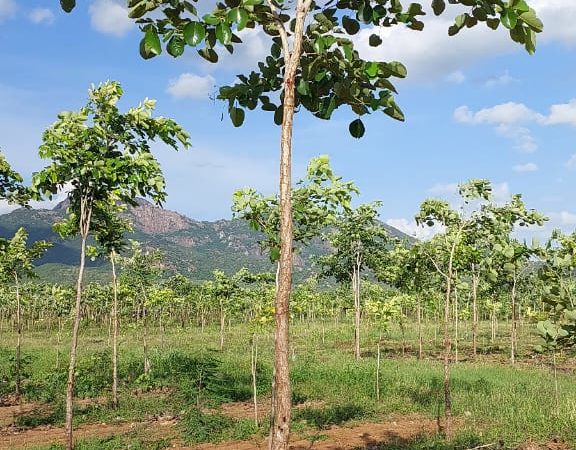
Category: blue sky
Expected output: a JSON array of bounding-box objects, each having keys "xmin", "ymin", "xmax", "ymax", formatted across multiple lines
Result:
[{"xmin": 0, "ymin": 0, "xmax": 575, "ymax": 240}]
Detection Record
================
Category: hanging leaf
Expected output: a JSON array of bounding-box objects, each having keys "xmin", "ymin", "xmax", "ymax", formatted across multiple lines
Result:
[
  {"xmin": 369, "ymin": 34, "xmax": 382, "ymax": 47},
  {"xmin": 60, "ymin": 0, "xmax": 76, "ymax": 12},
  {"xmin": 342, "ymin": 16, "xmax": 360, "ymax": 35},
  {"xmin": 349, "ymin": 118, "xmax": 365, "ymax": 138},
  {"xmin": 431, "ymin": 0, "xmax": 445, "ymax": 16},
  {"xmin": 184, "ymin": 22, "xmax": 206, "ymax": 46},
  {"xmin": 167, "ymin": 36, "xmax": 185, "ymax": 57},
  {"xmin": 144, "ymin": 29, "xmax": 162, "ymax": 56},
  {"xmin": 230, "ymin": 107, "xmax": 245, "ymax": 127}
]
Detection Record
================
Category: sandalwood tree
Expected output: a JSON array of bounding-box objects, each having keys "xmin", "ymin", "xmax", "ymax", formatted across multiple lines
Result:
[
  {"xmin": 0, "ymin": 228, "xmax": 51, "ymax": 401},
  {"xmin": 30, "ymin": 81, "xmax": 189, "ymax": 450},
  {"xmin": 59, "ymin": 1, "xmax": 543, "ymax": 447},
  {"xmin": 317, "ymin": 202, "xmax": 390, "ymax": 360}
]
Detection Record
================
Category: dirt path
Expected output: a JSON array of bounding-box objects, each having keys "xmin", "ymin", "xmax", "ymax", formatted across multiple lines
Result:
[
  {"xmin": 0, "ymin": 403, "xmax": 41, "ymax": 428},
  {"xmin": 187, "ymin": 415, "xmax": 437, "ymax": 450}
]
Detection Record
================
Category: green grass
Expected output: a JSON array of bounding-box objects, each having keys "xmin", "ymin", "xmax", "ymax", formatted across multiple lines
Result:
[{"xmin": 1, "ymin": 319, "xmax": 575, "ymax": 450}]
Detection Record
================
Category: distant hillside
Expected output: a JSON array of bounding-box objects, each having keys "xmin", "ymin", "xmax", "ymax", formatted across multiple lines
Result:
[{"xmin": 0, "ymin": 199, "xmax": 414, "ymax": 283}]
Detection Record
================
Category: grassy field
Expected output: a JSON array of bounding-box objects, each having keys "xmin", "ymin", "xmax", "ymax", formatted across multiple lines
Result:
[{"xmin": 0, "ymin": 319, "xmax": 574, "ymax": 449}]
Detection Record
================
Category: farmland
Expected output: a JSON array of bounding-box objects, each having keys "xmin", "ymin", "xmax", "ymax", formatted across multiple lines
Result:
[{"xmin": 0, "ymin": 299, "xmax": 575, "ymax": 449}]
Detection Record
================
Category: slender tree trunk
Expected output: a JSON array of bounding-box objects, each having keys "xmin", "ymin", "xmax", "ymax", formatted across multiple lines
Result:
[
  {"xmin": 65, "ymin": 198, "xmax": 92, "ymax": 450},
  {"xmin": 56, "ymin": 317, "xmax": 62, "ymax": 370},
  {"xmin": 269, "ymin": 1, "xmax": 311, "ymax": 448},
  {"xmin": 454, "ymin": 286, "xmax": 459, "ymax": 364},
  {"xmin": 375, "ymin": 337, "xmax": 381, "ymax": 402},
  {"xmin": 471, "ymin": 269, "xmax": 479, "ymax": 357},
  {"xmin": 510, "ymin": 272, "xmax": 518, "ymax": 366},
  {"xmin": 220, "ymin": 300, "xmax": 225, "ymax": 351},
  {"xmin": 354, "ymin": 251, "xmax": 362, "ymax": 360},
  {"xmin": 143, "ymin": 307, "xmax": 150, "ymax": 375},
  {"xmin": 111, "ymin": 252, "xmax": 119, "ymax": 409},
  {"xmin": 443, "ymin": 273, "xmax": 453, "ymax": 437},
  {"xmin": 14, "ymin": 273, "xmax": 22, "ymax": 403},
  {"xmin": 252, "ymin": 333, "xmax": 259, "ymax": 427},
  {"xmin": 417, "ymin": 296, "xmax": 423, "ymax": 360}
]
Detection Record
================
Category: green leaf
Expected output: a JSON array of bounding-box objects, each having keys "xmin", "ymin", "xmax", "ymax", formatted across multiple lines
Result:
[
  {"xmin": 486, "ymin": 18, "xmax": 500, "ymax": 30},
  {"xmin": 520, "ymin": 10, "xmax": 543, "ymax": 32},
  {"xmin": 349, "ymin": 118, "xmax": 365, "ymax": 139},
  {"xmin": 365, "ymin": 62, "xmax": 378, "ymax": 77},
  {"xmin": 297, "ymin": 79, "xmax": 310, "ymax": 96},
  {"xmin": 60, "ymin": 0, "xmax": 76, "ymax": 13},
  {"xmin": 184, "ymin": 22, "xmax": 206, "ymax": 46},
  {"xmin": 369, "ymin": 34, "xmax": 382, "ymax": 46},
  {"xmin": 342, "ymin": 16, "xmax": 360, "ymax": 35},
  {"xmin": 229, "ymin": 107, "xmax": 245, "ymax": 127},
  {"xmin": 431, "ymin": 0, "xmax": 445, "ymax": 16},
  {"xmin": 503, "ymin": 262, "xmax": 516, "ymax": 273},
  {"xmin": 144, "ymin": 29, "xmax": 162, "ymax": 56},
  {"xmin": 501, "ymin": 9, "xmax": 518, "ymax": 29},
  {"xmin": 198, "ymin": 48, "xmax": 218, "ymax": 63},
  {"xmin": 274, "ymin": 107, "xmax": 283, "ymax": 125},
  {"xmin": 216, "ymin": 23, "xmax": 232, "ymax": 45},
  {"xmin": 139, "ymin": 39, "xmax": 156, "ymax": 59},
  {"xmin": 167, "ymin": 36, "xmax": 185, "ymax": 57}
]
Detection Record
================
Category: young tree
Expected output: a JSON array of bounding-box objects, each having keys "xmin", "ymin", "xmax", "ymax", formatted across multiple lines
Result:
[
  {"xmin": 60, "ymin": 1, "xmax": 544, "ymax": 446},
  {"xmin": 0, "ymin": 228, "xmax": 51, "ymax": 401},
  {"xmin": 317, "ymin": 202, "xmax": 390, "ymax": 359},
  {"xmin": 120, "ymin": 241, "xmax": 165, "ymax": 375},
  {"xmin": 0, "ymin": 150, "xmax": 30, "ymax": 206},
  {"xmin": 30, "ymin": 81, "xmax": 189, "ymax": 450},
  {"xmin": 89, "ymin": 200, "xmax": 133, "ymax": 408}
]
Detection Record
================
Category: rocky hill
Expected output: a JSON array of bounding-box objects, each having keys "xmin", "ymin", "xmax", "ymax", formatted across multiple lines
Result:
[{"xmin": 0, "ymin": 199, "xmax": 414, "ymax": 283}]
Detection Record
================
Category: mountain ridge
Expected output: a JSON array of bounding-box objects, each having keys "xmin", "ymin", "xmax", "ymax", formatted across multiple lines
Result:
[{"xmin": 0, "ymin": 199, "xmax": 414, "ymax": 283}]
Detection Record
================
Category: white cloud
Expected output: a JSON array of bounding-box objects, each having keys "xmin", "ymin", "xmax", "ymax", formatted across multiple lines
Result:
[
  {"xmin": 166, "ymin": 73, "xmax": 216, "ymax": 100},
  {"xmin": 386, "ymin": 218, "xmax": 443, "ymax": 240},
  {"xmin": 446, "ymin": 71, "xmax": 466, "ymax": 84},
  {"xmin": 29, "ymin": 8, "xmax": 55, "ymax": 25},
  {"xmin": 350, "ymin": 16, "xmax": 517, "ymax": 83},
  {"xmin": 201, "ymin": 28, "xmax": 270, "ymax": 73},
  {"xmin": 545, "ymin": 99, "xmax": 576, "ymax": 126},
  {"xmin": 495, "ymin": 124, "xmax": 537, "ymax": 153},
  {"xmin": 484, "ymin": 70, "xmax": 514, "ymax": 88},
  {"xmin": 565, "ymin": 154, "xmax": 576, "ymax": 170},
  {"xmin": 512, "ymin": 162, "xmax": 538, "ymax": 173},
  {"xmin": 0, "ymin": 0, "xmax": 16, "ymax": 21},
  {"xmin": 428, "ymin": 182, "xmax": 459, "ymax": 196},
  {"xmin": 549, "ymin": 211, "xmax": 576, "ymax": 226},
  {"xmin": 454, "ymin": 102, "xmax": 544, "ymax": 125},
  {"xmin": 89, "ymin": 0, "xmax": 133, "ymax": 37}
]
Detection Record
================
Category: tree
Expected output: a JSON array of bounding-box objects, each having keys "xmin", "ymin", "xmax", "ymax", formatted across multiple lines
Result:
[
  {"xmin": 317, "ymin": 202, "xmax": 390, "ymax": 360},
  {"xmin": 89, "ymin": 200, "xmax": 133, "ymax": 408},
  {"xmin": 0, "ymin": 228, "xmax": 51, "ymax": 401},
  {"xmin": 0, "ymin": 150, "xmax": 29, "ymax": 206},
  {"xmin": 120, "ymin": 241, "xmax": 165, "ymax": 376},
  {"xmin": 60, "ymin": 1, "xmax": 544, "ymax": 446},
  {"xmin": 31, "ymin": 81, "xmax": 189, "ymax": 450}
]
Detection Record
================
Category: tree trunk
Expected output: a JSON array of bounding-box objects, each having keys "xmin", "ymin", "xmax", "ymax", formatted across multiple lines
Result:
[
  {"xmin": 14, "ymin": 273, "xmax": 22, "ymax": 403},
  {"xmin": 471, "ymin": 269, "xmax": 479, "ymax": 357},
  {"xmin": 443, "ymin": 272, "xmax": 453, "ymax": 437},
  {"xmin": 220, "ymin": 300, "xmax": 225, "ymax": 351},
  {"xmin": 252, "ymin": 333, "xmax": 259, "ymax": 427},
  {"xmin": 510, "ymin": 272, "xmax": 518, "ymax": 366},
  {"xmin": 269, "ymin": 1, "xmax": 311, "ymax": 448},
  {"xmin": 65, "ymin": 198, "xmax": 92, "ymax": 450},
  {"xmin": 111, "ymin": 252, "xmax": 119, "ymax": 409},
  {"xmin": 417, "ymin": 296, "xmax": 423, "ymax": 360}
]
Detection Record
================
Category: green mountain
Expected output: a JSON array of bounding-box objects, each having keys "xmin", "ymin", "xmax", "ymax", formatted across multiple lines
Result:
[{"xmin": 0, "ymin": 199, "xmax": 414, "ymax": 283}]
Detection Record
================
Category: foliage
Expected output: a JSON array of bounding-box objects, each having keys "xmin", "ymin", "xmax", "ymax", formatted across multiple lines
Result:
[{"xmin": 232, "ymin": 155, "xmax": 357, "ymax": 262}]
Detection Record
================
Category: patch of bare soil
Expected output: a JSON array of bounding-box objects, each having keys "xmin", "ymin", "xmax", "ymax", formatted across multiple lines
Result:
[
  {"xmin": 186, "ymin": 414, "xmax": 437, "ymax": 450},
  {"xmin": 213, "ymin": 399, "xmax": 326, "ymax": 421},
  {"xmin": 0, "ymin": 417, "xmax": 177, "ymax": 450},
  {"xmin": 0, "ymin": 403, "xmax": 44, "ymax": 428}
]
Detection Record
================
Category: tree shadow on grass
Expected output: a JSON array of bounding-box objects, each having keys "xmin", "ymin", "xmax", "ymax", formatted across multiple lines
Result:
[
  {"xmin": 293, "ymin": 403, "xmax": 368, "ymax": 429},
  {"xmin": 355, "ymin": 432, "xmax": 484, "ymax": 450}
]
